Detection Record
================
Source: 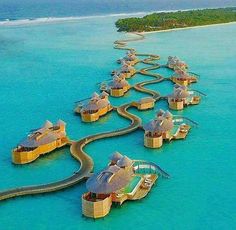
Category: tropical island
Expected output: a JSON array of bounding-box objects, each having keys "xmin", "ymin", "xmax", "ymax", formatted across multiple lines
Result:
[{"xmin": 115, "ymin": 7, "xmax": 236, "ymax": 32}]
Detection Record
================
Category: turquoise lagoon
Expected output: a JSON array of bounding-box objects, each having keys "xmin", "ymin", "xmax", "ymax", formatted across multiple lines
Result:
[{"xmin": 0, "ymin": 17, "xmax": 236, "ymax": 229}]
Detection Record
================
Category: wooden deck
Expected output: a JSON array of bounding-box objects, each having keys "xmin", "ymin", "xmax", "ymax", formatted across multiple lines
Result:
[
  {"xmin": 0, "ymin": 103, "xmax": 142, "ymax": 201},
  {"xmin": 191, "ymin": 96, "xmax": 201, "ymax": 105},
  {"xmin": 112, "ymin": 174, "xmax": 158, "ymax": 205},
  {"xmin": 0, "ymin": 32, "xmax": 198, "ymax": 210},
  {"xmin": 174, "ymin": 124, "xmax": 191, "ymax": 139},
  {"xmin": 131, "ymin": 174, "xmax": 158, "ymax": 200}
]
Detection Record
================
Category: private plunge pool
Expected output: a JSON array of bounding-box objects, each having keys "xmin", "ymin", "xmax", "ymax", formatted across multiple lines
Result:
[{"xmin": 124, "ymin": 176, "xmax": 143, "ymax": 195}]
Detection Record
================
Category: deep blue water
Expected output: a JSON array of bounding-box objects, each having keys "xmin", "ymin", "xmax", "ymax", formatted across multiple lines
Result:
[{"xmin": 0, "ymin": 0, "xmax": 236, "ymax": 20}]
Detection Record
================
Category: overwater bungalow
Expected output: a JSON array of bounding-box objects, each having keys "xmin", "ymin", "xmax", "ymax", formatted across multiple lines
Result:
[
  {"xmin": 143, "ymin": 110, "xmax": 191, "ymax": 148},
  {"xmin": 117, "ymin": 50, "xmax": 139, "ymax": 66},
  {"xmin": 111, "ymin": 60, "xmax": 136, "ymax": 78},
  {"xmin": 120, "ymin": 60, "xmax": 136, "ymax": 78},
  {"xmin": 82, "ymin": 152, "xmax": 166, "ymax": 218},
  {"xmin": 133, "ymin": 97, "xmax": 155, "ymax": 110},
  {"xmin": 12, "ymin": 120, "xmax": 68, "ymax": 164},
  {"xmin": 108, "ymin": 74, "xmax": 131, "ymax": 97},
  {"xmin": 167, "ymin": 56, "xmax": 188, "ymax": 70},
  {"xmin": 75, "ymin": 92, "xmax": 113, "ymax": 122},
  {"xmin": 168, "ymin": 84, "xmax": 201, "ymax": 110},
  {"xmin": 171, "ymin": 68, "xmax": 198, "ymax": 86}
]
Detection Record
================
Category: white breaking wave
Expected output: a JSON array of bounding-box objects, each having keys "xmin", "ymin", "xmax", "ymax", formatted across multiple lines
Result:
[
  {"xmin": 0, "ymin": 12, "xmax": 148, "ymax": 26},
  {"xmin": 0, "ymin": 7, "xmax": 214, "ymax": 27}
]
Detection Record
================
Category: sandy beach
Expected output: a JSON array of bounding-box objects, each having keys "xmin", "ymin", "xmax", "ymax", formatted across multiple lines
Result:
[{"xmin": 141, "ymin": 21, "xmax": 236, "ymax": 34}]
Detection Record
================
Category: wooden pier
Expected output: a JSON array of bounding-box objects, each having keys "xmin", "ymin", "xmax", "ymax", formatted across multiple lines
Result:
[
  {"xmin": 0, "ymin": 32, "xmax": 200, "ymax": 205},
  {"xmin": 0, "ymin": 104, "xmax": 141, "ymax": 201}
]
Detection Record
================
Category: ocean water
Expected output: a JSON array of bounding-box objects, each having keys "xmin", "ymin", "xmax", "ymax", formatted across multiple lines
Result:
[
  {"xmin": 0, "ymin": 15, "xmax": 236, "ymax": 230},
  {"xmin": 0, "ymin": 0, "xmax": 236, "ymax": 21}
]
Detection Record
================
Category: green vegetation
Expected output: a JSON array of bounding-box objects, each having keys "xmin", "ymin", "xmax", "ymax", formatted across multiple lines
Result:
[{"xmin": 115, "ymin": 7, "xmax": 236, "ymax": 32}]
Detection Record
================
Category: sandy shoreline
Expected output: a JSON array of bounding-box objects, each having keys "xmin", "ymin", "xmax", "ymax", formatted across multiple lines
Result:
[{"xmin": 141, "ymin": 21, "xmax": 236, "ymax": 34}]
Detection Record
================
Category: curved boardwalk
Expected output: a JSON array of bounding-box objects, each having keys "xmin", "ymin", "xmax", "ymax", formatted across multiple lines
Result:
[
  {"xmin": 0, "ymin": 32, "xmax": 167, "ymax": 202},
  {"xmin": 114, "ymin": 32, "xmax": 145, "ymax": 51},
  {"xmin": 134, "ymin": 63, "xmax": 164, "ymax": 100},
  {"xmin": 0, "ymin": 142, "xmax": 92, "ymax": 201},
  {"xmin": 114, "ymin": 33, "xmax": 165, "ymax": 99},
  {"xmin": 134, "ymin": 78, "xmax": 162, "ymax": 100},
  {"xmin": 0, "ymin": 104, "xmax": 141, "ymax": 201}
]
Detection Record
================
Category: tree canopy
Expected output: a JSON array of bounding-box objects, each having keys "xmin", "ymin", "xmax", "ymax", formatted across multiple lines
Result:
[{"xmin": 115, "ymin": 8, "xmax": 236, "ymax": 32}]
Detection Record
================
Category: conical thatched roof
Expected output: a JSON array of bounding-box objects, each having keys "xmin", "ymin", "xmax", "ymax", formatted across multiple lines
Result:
[
  {"xmin": 101, "ymin": 91, "xmax": 109, "ymax": 97},
  {"xmin": 19, "ymin": 121, "xmax": 66, "ymax": 148},
  {"xmin": 164, "ymin": 111, "xmax": 173, "ymax": 119},
  {"xmin": 144, "ymin": 110, "xmax": 174, "ymax": 133},
  {"xmin": 117, "ymin": 156, "xmax": 132, "ymax": 168},
  {"xmin": 168, "ymin": 56, "xmax": 187, "ymax": 68},
  {"xmin": 110, "ymin": 75, "xmax": 129, "ymax": 89},
  {"xmin": 127, "ymin": 49, "xmax": 135, "ymax": 55},
  {"xmin": 83, "ymin": 101, "xmax": 99, "ymax": 111},
  {"xmin": 169, "ymin": 84, "xmax": 190, "ymax": 99},
  {"xmin": 175, "ymin": 68, "xmax": 190, "ymax": 79},
  {"xmin": 176, "ymin": 89, "xmax": 190, "ymax": 98},
  {"xmin": 121, "ymin": 59, "xmax": 126, "ymax": 65},
  {"xmin": 91, "ymin": 92, "xmax": 100, "ymax": 99},
  {"xmin": 82, "ymin": 92, "xmax": 111, "ymax": 111},
  {"xmin": 176, "ymin": 59, "xmax": 186, "ymax": 66},
  {"xmin": 157, "ymin": 109, "xmax": 165, "ymax": 117},
  {"xmin": 175, "ymin": 84, "xmax": 188, "ymax": 90},
  {"xmin": 86, "ymin": 164, "xmax": 133, "ymax": 194},
  {"xmin": 121, "ymin": 62, "xmax": 135, "ymax": 73},
  {"xmin": 168, "ymin": 56, "xmax": 179, "ymax": 64},
  {"xmin": 127, "ymin": 54, "xmax": 136, "ymax": 61},
  {"xmin": 143, "ymin": 120, "xmax": 159, "ymax": 132},
  {"xmin": 97, "ymin": 99, "xmax": 110, "ymax": 109},
  {"xmin": 160, "ymin": 118, "xmax": 174, "ymax": 132},
  {"xmin": 44, "ymin": 120, "xmax": 53, "ymax": 129},
  {"xmin": 57, "ymin": 119, "xmax": 66, "ymax": 126},
  {"xmin": 110, "ymin": 151, "xmax": 123, "ymax": 162}
]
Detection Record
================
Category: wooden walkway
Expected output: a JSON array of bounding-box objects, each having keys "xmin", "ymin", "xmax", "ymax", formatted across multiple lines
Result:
[
  {"xmin": 0, "ymin": 104, "xmax": 141, "ymax": 201},
  {"xmin": 0, "ymin": 32, "xmax": 175, "ymax": 202}
]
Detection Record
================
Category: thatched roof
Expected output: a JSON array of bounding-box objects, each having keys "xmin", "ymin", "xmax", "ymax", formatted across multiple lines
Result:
[
  {"xmin": 123, "ymin": 51, "xmax": 137, "ymax": 62},
  {"xmin": 175, "ymin": 69, "xmax": 190, "ymax": 79},
  {"xmin": 110, "ymin": 75, "xmax": 129, "ymax": 89},
  {"xmin": 164, "ymin": 111, "xmax": 173, "ymax": 119},
  {"xmin": 176, "ymin": 60, "xmax": 187, "ymax": 67},
  {"xmin": 157, "ymin": 109, "xmax": 165, "ymax": 117},
  {"xmin": 127, "ymin": 49, "xmax": 136, "ymax": 55},
  {"xmin": 82, "ymin": 101, "xmax": 99, "ymax": 111},
  {"xmin": 127, "ymin": 54, "xmax": 136, "ymax": 61},
  {"xmin": 97, "ymin": 99, "xmax": 110, "ymax": 109},
  {"xmin": 57, "ymin": 119, "xmax": 66, "ymax": 127},
  {"xmin": 82, "ymin": 92, "xmax": 110, "ymax": 111},
  {"xmin": 110, "ymin": 151, "xmax": 123, "ymax": 162},
  {"xmin": 121, "ymin": 63, "xmax": 135, "ymax": 73},
  {"xmin": 143, "ymin": 120, "xmax": 158, "ymax": 132},
  {"xmin": 169, "ymin": 84, "xmax": 190, "ymax": 99},
  {"xmin": 91, "ymin": 92, "xmax": 100, "ymax": 100},
  {"xmin": 168, "ymin": 56, "xmax": 187, "ymax": 67},
  {"xmin": 168, "ymin": 56, "xmax": 179, "ymax": 64},
  {"xmin": 44, "ymin": 120, "xmax": 53, "ymax": 129},
  {"xmin": 86, "ymin": 164, "xmax": 134, "ymax": 194},
  {"xmin": 100, "ymin": 91, "xmax": 109, "ymax": 97},
  {"xmin": 144, "ymin": 110, "xmax": 174, "ymax": 133},
  {"xmin": 117, "ymin": 156, "xmax": 132, "ymax": 167},
  {"xmin": 19, "ymin": 120, "xmax": 66, "ymax": 148}
]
